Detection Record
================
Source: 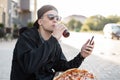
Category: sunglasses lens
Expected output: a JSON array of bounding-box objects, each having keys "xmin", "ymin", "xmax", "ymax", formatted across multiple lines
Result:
[
  {"xmin": 56, "ymin": 16, "xmax": 61, "ymax": 21},
  {"xmin": 47, "ymin": 14, "xmax": 61, "ymax": 21},
  {"xmin": 47, "ymin": 14, "xmax": 54, "ymax": 20}
]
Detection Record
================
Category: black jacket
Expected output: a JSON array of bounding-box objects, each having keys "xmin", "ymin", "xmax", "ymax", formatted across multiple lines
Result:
[{"xmin": 10, "ymin": 27, "xmax": 84, "ymax": 80}]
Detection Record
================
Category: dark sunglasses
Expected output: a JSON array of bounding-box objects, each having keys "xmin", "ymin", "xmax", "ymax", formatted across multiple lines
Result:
[{"xmin": 45, "ymin": 14, "xmax": 61, "ymax": 21}]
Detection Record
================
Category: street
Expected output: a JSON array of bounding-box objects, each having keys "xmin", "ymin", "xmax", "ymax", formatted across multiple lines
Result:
[
  {"xmin": 61, "ymin": 32, "xmax": 120, "ymax": 80},
  {"xmin": 61, "ymin": 32, "xmax": 120, "ymax": 64},
  {"xmin": 0, "ymin": 40, "xmax": 15, "ymax": 80},
  {"xmin": 0, "ymin": 32, "xmax": 120, "ymax": 80}
]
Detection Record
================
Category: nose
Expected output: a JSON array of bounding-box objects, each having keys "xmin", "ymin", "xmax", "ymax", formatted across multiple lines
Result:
[{"xmin": 53, "ymin": 18, "xmax": 58, "ymax": 22}]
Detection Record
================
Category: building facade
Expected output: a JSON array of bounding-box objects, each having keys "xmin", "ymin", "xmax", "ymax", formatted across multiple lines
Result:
[
  {"xmin": 0, "ymin": 0, "xmax": 36, "ymax": 28},
  {"xmin": 13, "ymin": 0, "xmax": 35, "ymax": 27},
  {"xmin": 0, "ymin": 0, "xmax": 11, "ymax": 27}
]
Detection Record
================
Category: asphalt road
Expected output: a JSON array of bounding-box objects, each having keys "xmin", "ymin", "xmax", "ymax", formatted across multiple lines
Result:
[{"xmin": 61, "ymin": 32, "xmax": 120, "ymax": 64}]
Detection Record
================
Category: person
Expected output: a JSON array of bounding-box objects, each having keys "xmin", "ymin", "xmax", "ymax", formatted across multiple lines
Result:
[{"xmin": 10, "ymin": 5, "xmax": 94, "ymax": 80}]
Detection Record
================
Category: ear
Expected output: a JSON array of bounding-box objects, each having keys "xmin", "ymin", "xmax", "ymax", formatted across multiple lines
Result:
[{"xmin": 38, "ymin": 19, "xmax": 42, "ymax": 26}]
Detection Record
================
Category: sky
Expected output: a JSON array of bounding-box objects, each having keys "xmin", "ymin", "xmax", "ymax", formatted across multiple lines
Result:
[{"xmin": 37, "ymin": 0, "xmax": 120, "ymax": 18}]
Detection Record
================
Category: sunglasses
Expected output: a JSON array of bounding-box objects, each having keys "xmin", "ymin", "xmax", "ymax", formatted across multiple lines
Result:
[{"xmin": 44, "ymin": 14, "xmax": 61, "ymax": 21}]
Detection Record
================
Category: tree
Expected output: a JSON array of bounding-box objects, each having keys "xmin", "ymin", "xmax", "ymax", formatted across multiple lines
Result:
[
  {"xmin": 74, "ymin": 21, "xmax": 82, "ymax": 32},
  {"xmin": 0, "ymin": 23, "xmax": 4, "ymax": 29},
  {"xmin": 27, "ymin": 22, "xmax": 34, "ymax": 28},
  {"xmin": 67, "ymin": 18, "xmax": 76, "ymax": 31},
  {"xmin": 80, "ymin": 24, "xmax": 90, "ymax": 32},
  {"xmin": 67, "ymin": 18, "xmax": 82, "ymax": 31},
  {"xmin": 106, "ymin": 15, "xmax": 120, "ymax": 23},
  {"xmin": 84, "ymin": 15, "xmax": 106, "ymax": 31}
]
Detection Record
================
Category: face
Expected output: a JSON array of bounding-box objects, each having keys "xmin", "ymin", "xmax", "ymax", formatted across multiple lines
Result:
[{"xmin": 38, "ymin": 10, "xmax": 61, "ymax": 33}]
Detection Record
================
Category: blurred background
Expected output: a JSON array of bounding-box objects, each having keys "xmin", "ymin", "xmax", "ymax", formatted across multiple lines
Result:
[
  {"xmin": 0, "ymin": 0, "xmax": 120, "ymax": 80},
  {"xmin": 0, "ymin": 0, "xmax": 120, "ymax": 40}
]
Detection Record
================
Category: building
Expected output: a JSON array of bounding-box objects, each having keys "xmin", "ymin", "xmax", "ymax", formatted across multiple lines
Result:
[
  {"xmin": 13, "ymin": 0, "xmax": 36, "ymax": 27},
  {"xmin": 0, "ymin": 0, "xmax": 11, "ymax": 27},
  {"xmin": 0, "ymin": 0, "xmax": 36, "ymax": 28}
]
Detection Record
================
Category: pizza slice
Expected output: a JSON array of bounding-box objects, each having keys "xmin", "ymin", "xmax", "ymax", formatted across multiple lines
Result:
[{"xmin": 54, "ymin": 68, "xmax": 94, "ymax": 80}]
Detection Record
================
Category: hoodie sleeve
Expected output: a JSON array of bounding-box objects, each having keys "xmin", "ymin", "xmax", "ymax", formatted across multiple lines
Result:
[
  {"xmin": 53, "ymin": 46, "xmax": 85, "ymax": 72},
  {"xmin": 15, "ymin": 34, "xmax": 58, "ymax": 74}
]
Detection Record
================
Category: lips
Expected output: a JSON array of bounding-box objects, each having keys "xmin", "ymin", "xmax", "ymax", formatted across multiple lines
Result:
[
  {"xmin": 52, "ymin": 23, "xmax": 58, "ymax": 27},
  {"xmin": 52, "ymin": 24, "xmax": 56, "ymax": 26}
]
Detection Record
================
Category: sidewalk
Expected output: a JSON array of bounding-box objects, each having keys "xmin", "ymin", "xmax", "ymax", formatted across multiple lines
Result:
[{"xmin": 0, "ymin": 40, "xmax": 120, "ymax": 80}]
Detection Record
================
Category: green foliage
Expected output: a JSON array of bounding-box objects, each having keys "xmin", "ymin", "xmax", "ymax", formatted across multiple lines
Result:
[
  {"xmin": 83, "ymin": 15, "xmax": 120, "ymax": 31},
  {"xmin": 67, "ymin": 18, "xmax": 76, "ymax": 30},
  {"xmin": 80, "ymin": 24, "xmax": 90, "ymax": 32},
  {"xmin": 13, "ymin": 24, "xmax": 19, "ymax": 38},
  {"xmin": 84, "ymin": 15, "xmax": 106, "ymax": 31},
  {"xmin": 106, "ymin": 15, "xmax": 120, "ymax": 23},
  {"xmin": 67, "ymin": 18, "xmax": 82, "ymax": 32},
  {"xmin": 74, "ymin": 21, "xmax": 82, "ymax": 32},
  {"xmin": 13, "ymin": 24, "xmax": 17, "ymax": 29},
  {"xmin": 27, "ymin": 22, "xmax": 34, "ymax": 28},
  {"xmin": 0, "ymin": 23, "xmax": 4, "ymax": 28},
  {"xmin": 117, "ymin": 22, "xmax": 120, "ymax": 25},
  {"xmin": 66, "ymin": 14, "xmax": 120, "ymax": 32}
]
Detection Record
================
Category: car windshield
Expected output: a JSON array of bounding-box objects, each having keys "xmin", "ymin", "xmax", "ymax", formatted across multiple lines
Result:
[{"xmin": 112, "ymin": 25, "xmax": 120, "ymax": 30}]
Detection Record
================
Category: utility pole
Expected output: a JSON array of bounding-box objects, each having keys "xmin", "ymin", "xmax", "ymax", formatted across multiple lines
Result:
[{"xmin": 34, "ymin": 0, "xmax": 37, "ymax": 21}]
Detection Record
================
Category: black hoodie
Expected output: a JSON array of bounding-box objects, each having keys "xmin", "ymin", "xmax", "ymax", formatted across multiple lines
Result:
[{"xmin": 10, "ymin": 27, "xmax": 84, "ymax": 80}]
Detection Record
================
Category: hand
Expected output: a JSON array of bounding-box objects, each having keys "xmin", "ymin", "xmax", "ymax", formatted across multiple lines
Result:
[
  {"xmin": 52, "ymin": 24, "xmax": 66, "ymax": 40},
  {"xmin": 80, "ymin": 39, "xmax": 94, "ymax": 58}
]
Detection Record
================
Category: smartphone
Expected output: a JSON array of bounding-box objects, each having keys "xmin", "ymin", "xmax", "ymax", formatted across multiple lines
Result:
[{"xmin": 89, "ymin": 36, "xmax": 94, "ymax": 44}]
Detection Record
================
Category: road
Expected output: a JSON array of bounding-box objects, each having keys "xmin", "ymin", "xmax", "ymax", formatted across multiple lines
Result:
[
  {"xmin": 0, "ymin": 40, "xmax": 15, "ymax": 80},
  {"xmin": 61, "ymin": 32, "xmax": 120, "ymax": 80},
  {"xmin": 61, "ymin": 32, "xmax": 120, "ymax": 64}
]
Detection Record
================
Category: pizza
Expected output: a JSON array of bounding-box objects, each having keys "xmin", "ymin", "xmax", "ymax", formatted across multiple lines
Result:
[{"xmin": 54, "ymin": 68, "xmax": 95, "ymax": 80}]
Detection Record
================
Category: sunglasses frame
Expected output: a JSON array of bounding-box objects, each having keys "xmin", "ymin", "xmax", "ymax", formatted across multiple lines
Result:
[{"xmin": 43, "ymin": 14, "xmax": 62, "ymax": 21}]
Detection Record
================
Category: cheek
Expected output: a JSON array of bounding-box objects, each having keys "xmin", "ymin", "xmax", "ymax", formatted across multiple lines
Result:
[
  {"xmin": 43, "ymin": 22, "xmax": 50, "ymax": 28},
  {"xmin": 42, "ymin": 20, "xmax": 51, "ymax": 29}
]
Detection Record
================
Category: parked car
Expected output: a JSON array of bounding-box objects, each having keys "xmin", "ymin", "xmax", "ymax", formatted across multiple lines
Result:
[{"xmin": 103, "ymin": 23, "xmax": 120, "ymax": 40}]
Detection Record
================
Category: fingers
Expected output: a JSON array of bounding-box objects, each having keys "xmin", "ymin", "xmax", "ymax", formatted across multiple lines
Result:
[
  {"xmin": 56, "ymin": 24, "xmax": 66, "ymax": 33},
  {"xmin": 89, "ymin": 40, "xmax": 94, "ymax": 45},
  {"xmin": 81, "ymin": 40, "xmax": 94, "ymax": 58},
  {"xmin": 83, "ymin": 45, "xmax": 94, "ymax": 53},
  {"xmin": 85, "ymin": 45, "xmax": 94, "ymax": 52},
  {"xmin": 52, "ymin": 24, "xmax": 66, "ymax": 40},
  {"xmin": 84, "ymin": 39, "xmax": 90, "ymax": 45}
]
